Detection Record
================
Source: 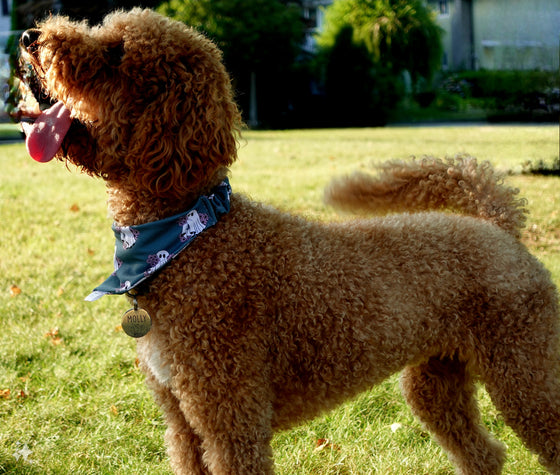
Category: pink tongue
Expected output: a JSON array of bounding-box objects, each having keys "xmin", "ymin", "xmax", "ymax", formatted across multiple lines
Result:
[{"xmin": 22, "ymin": 101, "xmax": 72, "ymax": 163}]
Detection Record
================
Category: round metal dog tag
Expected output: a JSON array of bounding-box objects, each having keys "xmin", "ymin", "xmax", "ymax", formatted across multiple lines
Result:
[{"xmin": 121, "ymin": 307, "xmax": 152, "ymax": 338}]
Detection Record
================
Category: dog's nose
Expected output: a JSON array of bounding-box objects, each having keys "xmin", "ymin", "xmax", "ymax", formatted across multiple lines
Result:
[{"xmin": 21, "ymin": 29, "xmax": 40, "ymax": 49}]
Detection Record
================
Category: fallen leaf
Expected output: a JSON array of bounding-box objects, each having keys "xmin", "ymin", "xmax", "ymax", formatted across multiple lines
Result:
[
  {"xmin": 315, "ymin": 438, "xmax": 340, "ymax": 451},
  {"xmin": 56, "ymin": 287, "xmax": 64, "ymax": 297},
  {"xmin": 69, "ymin": 203, "xmax": 80, "ymax": 212},
  {"xmin": 9, "ymin": 285, "xmax": 21, "ymax": 297},
  {"xmin": 44, "ymin": 328, "xmax": 59, "ymax": 338},
  {"xmin": 390, "ymin": 422, "xmax": 402, "ymax": 433},
  {"xmin": 0, "ymin": 389, "xmax": 10, "ymax": 399},
  {"xmin": 110, "ymin": 405, "xmax": 118, "ymax": 416},
  {"xmin": 114, "ymin": 325, "xmax": 123, "ymax": 333},
  {"xmin": 87, "ymin": 248, "xmax": 95, "ymax": 256},
  {"xmin": 45, "ymin": 328, "xmax": 63, "ymax": 346}
]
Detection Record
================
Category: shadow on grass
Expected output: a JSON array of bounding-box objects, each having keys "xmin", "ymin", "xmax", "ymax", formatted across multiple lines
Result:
[
  {"xmin": 523, "ymin": 157, "xmax": 560, "ymax": 176},
  {"xmin": 0, "ymin": 457, "xmax": 46, "ymax": 475}
]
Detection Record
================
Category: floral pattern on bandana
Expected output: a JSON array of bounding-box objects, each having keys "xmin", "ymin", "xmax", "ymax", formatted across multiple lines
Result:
[
  {"xmin": 145, "ymin": 250, "xmax": 175, "ymax": 276},
  {"xmin": 85, "ymin": 179, "xmax": 232, "ymax": 301}
]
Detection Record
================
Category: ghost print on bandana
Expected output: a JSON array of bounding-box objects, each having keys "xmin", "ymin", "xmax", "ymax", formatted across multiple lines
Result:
[
  {"xmin": 117, "ymin": 226, "xmax": 139, "ymax": 249},
  {"xmin": 179, "ymin": 210, "xmax": 209, "ymax": 242},
  {"xmin": 145, "ymin": 250, "xmax": 174, "ymax": 276},
  {"xmin": 85, "ymin": 179, "xmax": 232, "ymax": 301}
]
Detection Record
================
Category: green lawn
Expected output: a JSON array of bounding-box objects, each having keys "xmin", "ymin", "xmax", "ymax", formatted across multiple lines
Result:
[
  {"xmin": 0, "ymin": 125, "xmax": 558, "ymax": 474},
  {"xmin": 0, "ymin": 124, "xmax": 22, "ymax": 141}
]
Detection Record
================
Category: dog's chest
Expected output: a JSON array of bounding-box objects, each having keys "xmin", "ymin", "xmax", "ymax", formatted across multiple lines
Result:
[{"xmin": 137, "ymin": 336, "xmax": 172, "ymax": 387}]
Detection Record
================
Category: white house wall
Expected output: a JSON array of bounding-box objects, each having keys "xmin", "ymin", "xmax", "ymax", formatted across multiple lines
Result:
[
  {"xmin": 473, "ymin": 0, "xmax": 560, "ymax": 70},
  {"xmin": 432, "ymin": 0, "xmax": 560, "ymax": 71}
]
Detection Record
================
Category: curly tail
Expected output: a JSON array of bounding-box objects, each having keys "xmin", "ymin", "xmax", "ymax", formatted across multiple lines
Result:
[{"xmin": 324, "ymin": 156, "xmax": 528, "ymax": 239}]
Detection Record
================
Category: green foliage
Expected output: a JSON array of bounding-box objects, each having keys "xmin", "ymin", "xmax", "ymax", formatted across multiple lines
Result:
[
  {"xmin": 158, "ymin": 0, "xmax": 304, "ymax": 126},
  {"xmin": 437, "ymin": 70, "xmax": 560, "ymax": 121},
  {"xmin": 313, "ymin": 0, "xmax": 442, "ymax": 126},
  {"xmin": 158, "ymin": 0, "xmax": 303, "ymax": 71},
  {"xmin": 13, "ymin": 1, "xmax": 162, "ymax": 28},
  {"xmin": 317, "ymin": 0, "xmax": 443, "ymax": 82},
  {"xmin": 320, "ymin": 26, "xmax": 402, "ymax": 126}
]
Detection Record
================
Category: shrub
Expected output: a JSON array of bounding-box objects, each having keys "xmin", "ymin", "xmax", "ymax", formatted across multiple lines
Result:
[
  {"xmin": 437, "ymin": 70, "xmax": 559, "ymax": 122},
  {"xmin": 317, "ymin": 0, "xmax": 443, "ymax": 83},
  {"xmin": 319, "ymin": 26, "xmax": 402, "ymax": 126}
]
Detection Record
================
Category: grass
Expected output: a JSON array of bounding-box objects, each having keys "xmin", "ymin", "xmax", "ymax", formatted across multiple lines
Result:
[
  {"xmin": 0, "ymin": 123, "xmax": 22, "ymax": 141},
  {"xmin": 0, "ymin": 125, "xmax": 559, "ymax": 474}
]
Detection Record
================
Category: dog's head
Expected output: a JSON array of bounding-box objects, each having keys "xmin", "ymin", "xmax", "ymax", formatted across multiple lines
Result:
[{"xmin": 15, "ymin": 9, "xmax": 242, "ymax": 201}]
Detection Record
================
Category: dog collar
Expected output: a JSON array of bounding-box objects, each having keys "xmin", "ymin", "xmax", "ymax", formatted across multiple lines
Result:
[{"xmin": 85, "ymin": 179, "xmax": 232, "ymax": 301}]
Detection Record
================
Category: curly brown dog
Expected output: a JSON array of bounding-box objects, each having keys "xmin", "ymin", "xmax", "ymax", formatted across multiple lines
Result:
[{"xmin": 15, "ymin": 8, "xmax": 560, "ymax": 475}]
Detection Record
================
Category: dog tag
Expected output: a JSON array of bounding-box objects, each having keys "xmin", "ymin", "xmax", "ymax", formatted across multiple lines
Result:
[{"xmin": 121, "ymin": 299, "xmax": 152, "ymax": 338}]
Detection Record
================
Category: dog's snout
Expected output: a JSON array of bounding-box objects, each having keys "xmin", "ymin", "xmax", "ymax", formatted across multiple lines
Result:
[{"xmin": 21, "ymin": 29, "xmax": 40, "ymax": 49}]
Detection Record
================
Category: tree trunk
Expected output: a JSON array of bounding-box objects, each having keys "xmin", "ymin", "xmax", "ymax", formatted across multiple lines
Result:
[{"xmin": 248, "ymin": 70, "xmax": 258, "ymax": 128}]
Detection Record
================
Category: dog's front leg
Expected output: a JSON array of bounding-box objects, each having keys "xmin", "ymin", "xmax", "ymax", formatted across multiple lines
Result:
[
  {"xmin": 172, "ymin": 369, "xmax": 275, "ymax": 474},
  {"xmin": 143, "ymin": 370, "xmax": 210, "ymax": 474},
  {"xmin": 196, "ymin": 413, "xmax": 275, "ymax": 475}
]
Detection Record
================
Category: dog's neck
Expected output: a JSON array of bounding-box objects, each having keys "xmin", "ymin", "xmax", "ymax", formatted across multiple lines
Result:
[
  {"xmin": 106, "ymin": 175, "xmax": 229, "ymax": 227},
  {"xmin": 86, "ymin": 178, "xmax": 232, "ymax": 302},
  {"xmin": 106, "ymin": 186, "xmax": 187, "ymax": 226}
]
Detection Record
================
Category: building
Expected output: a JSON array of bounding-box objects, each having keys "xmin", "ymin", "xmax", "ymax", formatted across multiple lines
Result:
[
  {"xmin": 305, "ymin": 0, "xmax": 559, "ymax": 71},
  {"xmin": 1, "ymin": 0, "xmax": 13, "ymax": 120},
  {"xmin": 1, "ymin": 0, "xmax": 12, "ymax": 50},
  {"xmin": 0, "ymin": 0, "xmax": 10, "ymax": 32},
  {"xmin": 302, "ymin": 0, "xmax": 332, "ymax": 52},
  {"xmin": 427, "ymin": 0, "xmax": 560, "ymax": 71}
]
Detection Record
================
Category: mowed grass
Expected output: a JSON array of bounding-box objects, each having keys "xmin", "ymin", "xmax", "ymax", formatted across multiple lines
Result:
[{"xmin": 0, "ymin": 125, "xmax": 558, "ymax": 474}]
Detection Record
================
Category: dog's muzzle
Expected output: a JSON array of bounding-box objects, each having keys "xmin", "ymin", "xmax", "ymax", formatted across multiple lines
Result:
[{"xmin": 10, "ymin": 29, "xmax": 74, "ymax": 163}]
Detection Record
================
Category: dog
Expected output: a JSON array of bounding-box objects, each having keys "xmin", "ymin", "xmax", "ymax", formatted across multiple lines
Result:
[{"xmin": 15, "ymin": 9, "xmax": 560, "ymax": 475}]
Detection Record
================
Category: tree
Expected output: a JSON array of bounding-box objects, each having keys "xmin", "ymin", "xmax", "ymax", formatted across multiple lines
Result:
[
  {"xmin": 317, "ymin": 0, "xmax": 443, "ymax": 83},
  {"xmin": 13, "ymin": 0, "xmax": 161, "ymax": 29},
  {"xmin": 321, "ymin": 25, "xmax": 400, "ymax": 126},
  {"xmin": 159, "ymin": 0, "xmax": 304, "ymax": 127}
]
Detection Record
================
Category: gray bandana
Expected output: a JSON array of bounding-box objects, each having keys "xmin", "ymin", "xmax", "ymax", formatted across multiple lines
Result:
[{"xmin": 85, "ymin": 179, "xmax": 231, "ymax": 301}]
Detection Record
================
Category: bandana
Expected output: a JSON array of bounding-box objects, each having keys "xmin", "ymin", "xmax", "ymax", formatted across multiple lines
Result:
[{"xmin": 85, "ymin": 179, "xmax": 232, "ymax": 301}]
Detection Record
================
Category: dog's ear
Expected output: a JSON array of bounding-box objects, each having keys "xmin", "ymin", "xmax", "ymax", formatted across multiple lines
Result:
[
  {"xmin": 36, "ymin": 17, "xmax": 103, "ymax": 74},
  {"xmin": 126, "ymin": 58, "xmax": 242, "ymax": 201}
]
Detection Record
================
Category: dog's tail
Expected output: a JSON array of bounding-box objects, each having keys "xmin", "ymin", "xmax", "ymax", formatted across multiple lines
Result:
[{"xmin": 324, "ymin": 156, "xmax": 528, "ymax": 239}]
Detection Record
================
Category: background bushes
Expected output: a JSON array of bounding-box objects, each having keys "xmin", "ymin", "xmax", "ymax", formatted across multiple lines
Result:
[{"xmin": 428, "ymin": 70, "xmax": 559, "ymax": 122}]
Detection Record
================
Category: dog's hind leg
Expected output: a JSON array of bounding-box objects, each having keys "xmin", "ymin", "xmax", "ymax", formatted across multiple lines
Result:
[
  {"xmin": 401, "ymin": 356, "xmax": 506, "ymax": 475},
  {"xmin": 481, "ymin": 342, "xmax": 560, "ymax": 474}
]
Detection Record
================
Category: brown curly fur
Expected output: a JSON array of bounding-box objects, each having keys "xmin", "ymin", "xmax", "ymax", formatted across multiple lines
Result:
[
  {"xmin": 325, "ymin": 156, "xmax": 528, "ymax": 239},
  {"xmin": 18, "ymin": 9, "xmax": 560, "ymax": 475}
]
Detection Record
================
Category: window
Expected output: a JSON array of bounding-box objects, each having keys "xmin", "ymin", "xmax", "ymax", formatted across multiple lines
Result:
[
  {"xmin": 439, "ymin": 0, "xmax": 449, "ymax": 15},
  {"xmin": 303, "ymin": 7, "xmax": 318, "ymax": 29}
]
